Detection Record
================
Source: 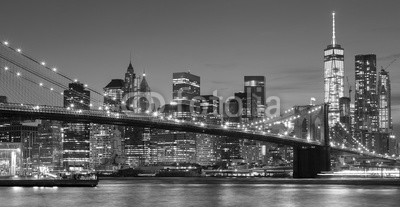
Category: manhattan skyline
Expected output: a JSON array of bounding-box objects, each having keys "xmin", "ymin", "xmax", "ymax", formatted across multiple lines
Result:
[{"xmin": 0, "ymin": 0, "xmax": 399, "ymax": 133}]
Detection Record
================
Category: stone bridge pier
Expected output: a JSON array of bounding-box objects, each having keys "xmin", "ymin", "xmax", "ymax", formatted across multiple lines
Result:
[{"xmin": 292, "ymin": 104, "xmax": 331, "ymax": 178}]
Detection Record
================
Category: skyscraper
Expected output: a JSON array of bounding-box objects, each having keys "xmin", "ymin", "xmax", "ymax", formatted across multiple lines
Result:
[
  {"xmin": 103, "ymin": 79, "xmax": 124, "ymax": 111},
  {"xmin": 244, "ymin": 76, "xmax": 265, "ymax": 119},
  {"xmin": 123, "ymin": 61, "xmax": 140, "ymax": 111},
  {"xmin": 354, "ymin": 54, "xmax": 379, "ymax": 132},
  {"xmin": 378, "ymin": 69, "xmax": 391, "ymax": 133},
  {"xmin": 324, "ymin": 12, "xmax": 344, "ymax": 127},
  {"xmin": 172, "ymin": 72, "xmax": 200, "ymax": 104},
  {"xmin": 63, "ymin": 82, "xmax": 91, "ymax": 171}
]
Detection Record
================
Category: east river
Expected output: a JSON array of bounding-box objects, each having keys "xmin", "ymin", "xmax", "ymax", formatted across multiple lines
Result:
[{"xmin": 1, "ymin": 178, "xmax": 400, "ymax": 207}]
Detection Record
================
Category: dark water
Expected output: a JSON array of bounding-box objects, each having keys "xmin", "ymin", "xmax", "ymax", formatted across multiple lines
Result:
[{"xmin": 1, "ymin": 178, "xmax": 400, "ymax": 207}]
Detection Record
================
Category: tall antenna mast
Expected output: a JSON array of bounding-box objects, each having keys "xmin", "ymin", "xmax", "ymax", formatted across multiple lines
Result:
[{"xmin": 332, "ymin": 11, "xmax": 336, "ymax": 46}]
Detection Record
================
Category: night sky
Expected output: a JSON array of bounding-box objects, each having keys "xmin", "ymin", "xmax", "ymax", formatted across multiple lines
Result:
[{"xmin": 1, "ymin": 0, "xmax": 400, "ymax": 136}]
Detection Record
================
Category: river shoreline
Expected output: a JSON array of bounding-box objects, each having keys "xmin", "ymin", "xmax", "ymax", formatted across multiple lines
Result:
[{"xmin": 98, "ymin": 176, "xmax": 400, "ymax": 186}]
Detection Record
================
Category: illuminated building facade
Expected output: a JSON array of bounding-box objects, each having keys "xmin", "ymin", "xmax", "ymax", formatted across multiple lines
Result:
[
  {"xmin": 123, "ymin": 61, "xmax": 141, "ymax": 112},
  {"xmin": 378, "ymin": 69, "xmax": 391, "ymax": 133},
  {"xmin": 244, "ymin": 76, "xmax": 266, "ymax": 119},
  {"xmin": 151, "ymin": 130, "xmax": 196, "ymax": 164},
  {"xmin": 36, "ymin": 120, "xmax": 63, "ymax": 172},
  {"xmin": 354, "ymin": 54, "xmax": 378, "ymax": 133},
  {"xmin": 0, "ymin": 124, "xmax": 37, "ymax": 176},
  {"xmin": 324, "ymin": 12, "xmax": 344, "ymax": 127},
  {"xmin": 103, "ymin": 79, "xmax": 124, "ymax": 111},
  {"xmin": 63, "ymin": 82, "xmax": 91, "ymax": 171},
  {"xmin": 90, "ymin": 124, "xmax": 123, "ymax": 170},
  {"xmin": 172, "ymin": 72, "xmax": 200, "ymax": 104}
]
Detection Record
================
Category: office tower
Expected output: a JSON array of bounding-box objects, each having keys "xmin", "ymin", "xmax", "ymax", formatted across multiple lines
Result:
[
  {"xmin": 36, "ymin": 120, "xmax": 63, "ymax": 172},
  {"xmin": 378, "ymin": 69, "xmax": 391, "ymax": 133},
  {"xmin": 63, "ymin": 82, "xmax": 91, "ymax": 171},
  {"xmin": 138, "ymin": 72, "xmax": 152, "ymax": 113},
  {"xmin": 123, "ymin": 62, "xmax": 137, "ymax": 95},
  {"xmin": 378, "ymin": 69, "xmax": 396, "ymax": 154},
  {"xmin": 196, "ymin": 95, "xmax": 221, "ymax": 166},
  {"xmin": 196, "ymin": 133, "xmax": 219, "ymax": 166},
  {"xmin": 123, "ymin": 61, "xmax": 140, "ymax": 111},
  {"xmin": 339, "ymin": 97, "xmax": 351, "ymax": 130},
  {"xmin": 0, "ymin": 124, "xmax": 37, "ymax": 176},
  {"xmin": 103, "ymin": 79, "xmax": 124, "ymax": 111},
  {"xmin": 172, "ymin": 72, "xmax": 200, "ymax": 104},
  {"xmin": 354, "ymin": 54, "xmax": 378, "ymax": 132},
  {"xmin": 150, "ymin": 130, "xmax": 196, "ymax": 164},
  {"xmin": 89, "ymin": 124, "xmax": 123, "ymax": 171},
  {"xmin": 324, "ymin": 12, "xmax": 344, "ymax": 127},
  {"xmin": 244, "ymin": 76, "xmax": 266, "ymax": 119}
]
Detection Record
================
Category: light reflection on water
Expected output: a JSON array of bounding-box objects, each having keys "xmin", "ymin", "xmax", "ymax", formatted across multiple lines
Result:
[{"xmin": 1, "ymin": 178, "xmax": 400, "ymax": 207}]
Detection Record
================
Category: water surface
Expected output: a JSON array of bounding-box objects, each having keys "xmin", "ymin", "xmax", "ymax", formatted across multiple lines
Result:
[{"xmin": 1, "ymin": 178, "xmax": 400, "ymax": 207}]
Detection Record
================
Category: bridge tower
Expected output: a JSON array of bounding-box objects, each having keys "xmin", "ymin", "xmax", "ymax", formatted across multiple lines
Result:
[{"xmin": 292, "ymin": 104, "xmax": 331, "ymax": 178}]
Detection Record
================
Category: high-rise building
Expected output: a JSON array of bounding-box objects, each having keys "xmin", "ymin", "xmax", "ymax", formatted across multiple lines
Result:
[
  {"xmin": 123, "ymin": 61, "xmax": 141, "ymax": 111},
  {"xmin": 150, "ymin": 130, "xmax": 196, "ymax": 164},
  {"xmin": 355, "ymin": 54, "xmax": 379, "ymax": 133},
  {"xmin": 0, "ymin": 124, "xmax": 37, "ymax": 176},
  {"xmin": 138, "ymin": 73, "xmax": 152, "ymax": 113},
  {"xmin": 124, "ymin": 62, "xmax": 138, "ymax": 95},
  {"xmin": 63, "ymin": 82, "xmax": 91, "ymax": 171},
  {"xmin": 103, "ymin": 79, "xmax": 124, "ymax": 111},
  {"xmin": 196, "ymin": 134, "xmax": 219, "ymax": 166},
  {"xmin": 378, "ymin": 69, "xmax": 391, "ymax": 133},
  {"xmin": 36, "ymin": 120, "xmax": 63, "ymax": 172},
  {"xmin": 324, "ymin": 12, "xmax": 344, "ymax": 127},
  {"xmin": 89, "ymin": 124, "xmax": 123, "ymax": 171},
  {"xmin": 339, "ymin": 97, "xmax": 351, "ymax": 130},
  {"xmin": 172, "ymin": 72, "xmax": 200, "ymax": 104},
  {"xmin": 244, "ymin": 76, "xmax": 266, "ymax": 119}
]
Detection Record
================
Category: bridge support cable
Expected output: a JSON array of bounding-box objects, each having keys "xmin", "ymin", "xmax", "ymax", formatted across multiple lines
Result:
[
  {"xmin": 0, "ymin": 44, "xmax": 104, "ymax": 108},
  {"xmin": 0, "ymin": 42, "xmax": 104, "ymax": 102}
]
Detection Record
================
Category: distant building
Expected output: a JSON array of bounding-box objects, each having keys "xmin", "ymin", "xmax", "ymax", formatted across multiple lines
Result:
[
  {"xmin": 36, "ymin": 120, "xmax": 63, "ymax": 172},
  {"xmin": 244, "ymin": 76, "xmax": 266, "ymax": 119},
  {"xmin": 123, "ymin": 61, "xmax": 141, "ymax": 112},
  {"xmin": 90, "ymin": 124, "xmax": 123, "ymax": 171},
  {"xmin": 354, "ymin": 54, "xmax": 379, "ymax": 133},
  {"xmin": 339, "ymin": 97, "xmax": 351, "ymax": 130},
  {"xmin": 353, "ymin": 54, "xmax": 395, "ymax": 154},
  {"xmin": 103, "ymin": 79, "xmax": 124, "ymax": 111},
  {"xmin": 172, "ymin": 72, "xmax": 200, "ymax": 105},
  {"xmin": 196, "ymin": 134, "xmax": 219, "ymax": 166},
  {"xmin": 63, "ymin": 82, "xmax": 91, "ymax": 171},
  {"xmin": 137, "ymin": 73, "xmax": 152, "ymax": 113},
  {"xmin": 378, "ymin": 69, "xmax": 392, "ymax": 133},
  {"xmin": 324, "ymin": 12, "xmax": 344, "ymax": 127},
  {"xmin": 151, "ymin": 130, "xmax": 196, "ymax": 164},
  {"xmin": 0, "ymin": 124, "xmax": 37, "ymax": 176}
]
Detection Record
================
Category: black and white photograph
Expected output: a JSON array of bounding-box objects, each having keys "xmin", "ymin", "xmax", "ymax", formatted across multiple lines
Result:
[{"xmin": 0, "ymin": 0, "xmax": 400, "ymax": 206}]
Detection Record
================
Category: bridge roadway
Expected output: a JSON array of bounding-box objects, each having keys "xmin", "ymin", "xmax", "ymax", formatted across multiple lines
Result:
[
  {"xmin": 0, "ymin": 103, "xmax": 323, "ymax": 147},
  {"xmin": 0, "ymin": 103, "xmax": 397, "ymax": 161}
]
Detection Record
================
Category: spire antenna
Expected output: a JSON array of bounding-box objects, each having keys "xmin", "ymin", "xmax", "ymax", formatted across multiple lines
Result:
[{"xmin": 332, "ymin": 11, "xmax": 336, "ymax": 46}]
